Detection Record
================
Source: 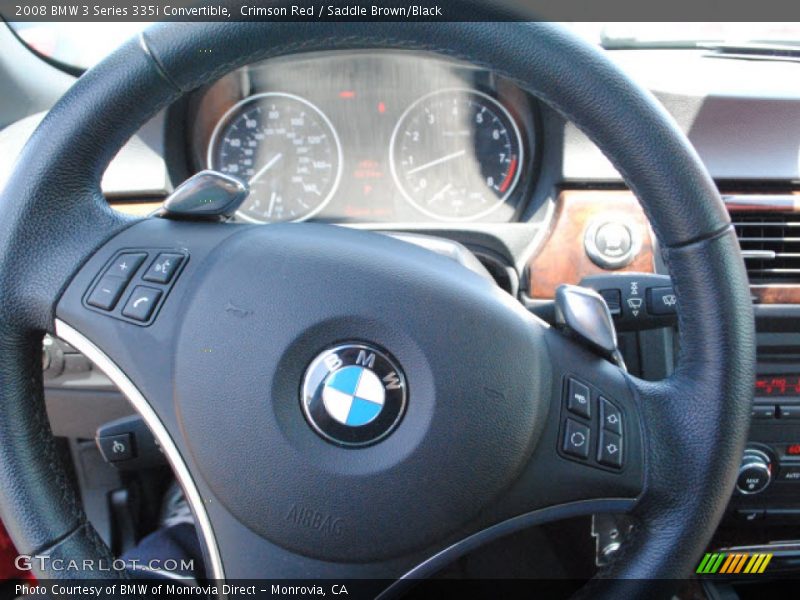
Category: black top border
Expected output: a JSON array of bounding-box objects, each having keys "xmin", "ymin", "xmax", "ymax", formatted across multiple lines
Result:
[{"xmin": 2, "ymin": 0, "xmax": 800, "ymax": 22}]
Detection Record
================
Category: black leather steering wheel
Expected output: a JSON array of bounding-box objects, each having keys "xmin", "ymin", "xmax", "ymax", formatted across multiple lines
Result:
[{"xmin": 0, "ymin": 15, "xmax": 755, "ymax": 599}]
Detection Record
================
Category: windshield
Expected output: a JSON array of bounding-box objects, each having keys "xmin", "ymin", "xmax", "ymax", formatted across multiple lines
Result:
[
  {"xmin": 9, "ymin": 22, "xmax": 146, "ymax": 71},
  {"xmin": 569, "ymin": 22, "xmax": 800, "ymax": 48},
  {"xmin": 8, "ymin": 21, "xmax": 800, "ymax": 72}
]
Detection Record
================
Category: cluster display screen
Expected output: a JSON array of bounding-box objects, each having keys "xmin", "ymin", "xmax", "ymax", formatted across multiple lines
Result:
[{"xmin": 755, "ymin": 376, "xmax": 800, "ymax": 397}]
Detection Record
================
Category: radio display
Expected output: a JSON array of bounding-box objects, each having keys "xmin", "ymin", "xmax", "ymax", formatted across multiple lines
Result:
[{"xmin": 756, "ymin": 375, "xmax": 800, "ymax": 397}]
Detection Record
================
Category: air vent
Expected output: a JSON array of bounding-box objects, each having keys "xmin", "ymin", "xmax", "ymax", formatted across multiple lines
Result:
[{"xmin": 732, "ymin": 212, "xmax": 800, "ymax": 283}]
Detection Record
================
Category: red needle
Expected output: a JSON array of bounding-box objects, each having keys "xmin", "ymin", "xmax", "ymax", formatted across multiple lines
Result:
[{"xmin": 498, "ymin": 157, "xmax": 518, "ymax": 194}]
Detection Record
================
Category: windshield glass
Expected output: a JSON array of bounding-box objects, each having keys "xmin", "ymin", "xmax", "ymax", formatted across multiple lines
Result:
[
  {"xmin": 9, "ymin": 22, "xmax": 146, "ymax": 71},
  {"xmin": 568, "ymin": 22, "xmax": 800, "ymax": 48},
  {"xmin": 8, "ymin": 21, "xmax": 800, "ymax": 72}
]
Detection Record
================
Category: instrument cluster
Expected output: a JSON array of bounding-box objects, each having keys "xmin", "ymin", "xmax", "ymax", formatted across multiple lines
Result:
[{"xmin": 191, "ymin": 51, "xmax": 539, "ymax": 224}]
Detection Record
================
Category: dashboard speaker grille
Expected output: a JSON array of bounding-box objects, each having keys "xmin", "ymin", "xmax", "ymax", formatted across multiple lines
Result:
[{"xmin": 733, "ymin": 212, "xmax": 800, "ymax": 283}]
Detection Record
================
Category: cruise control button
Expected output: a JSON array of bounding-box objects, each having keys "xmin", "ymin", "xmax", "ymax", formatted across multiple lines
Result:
[
  {"xmin": 597, "ymin": 431, "xmax": 623, "ymax": 468},
  {"xmin": 563, "ymin": 419, "xmax": 590, "ymax": 459},
  {"xmin": 567, "ymin": 378, "xmax": 591, "ymax": 419},
  {"xmin": 107, "ymin": 253, "xmax": 147, "ymax": 280},
  {"xmin": 142, "ymin": 253, "xmax": 183, "ymax": 284},
  {"xmin": 87, "ymin": 275, "xmax": 128, "ymax": 310},
  {"xmin": 600, "ymin": 397, "xmax": 622, "ymax": 434},
  {"xmin": 121, "ymin": 286, "xmax": 162, "ymax": 322}
]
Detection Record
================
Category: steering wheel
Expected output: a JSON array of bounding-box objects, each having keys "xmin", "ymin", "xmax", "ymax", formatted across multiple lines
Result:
[{"xmin": 0, "ymin": 14, "xmax": 755, "ymax": 599}]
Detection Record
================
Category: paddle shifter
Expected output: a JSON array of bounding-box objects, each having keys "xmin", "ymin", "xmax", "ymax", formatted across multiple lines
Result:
[
  {"xmin": 159, "ymin": 170, "xmax": 249, "ymax": 220},
  {"xmin": 555, "ymin": 284, "xmax": 626, "ymax": 370}
]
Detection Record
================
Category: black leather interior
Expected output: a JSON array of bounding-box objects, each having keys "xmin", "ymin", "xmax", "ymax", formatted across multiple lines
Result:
[{"xmin": 0, "ymin": 13, "xmax": 754, "ymax": 597}]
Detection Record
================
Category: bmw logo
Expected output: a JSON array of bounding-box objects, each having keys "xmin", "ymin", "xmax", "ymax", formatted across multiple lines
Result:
[{"xmin": 301, "ymin": 343, "xmax": 407, "ymax": 447}]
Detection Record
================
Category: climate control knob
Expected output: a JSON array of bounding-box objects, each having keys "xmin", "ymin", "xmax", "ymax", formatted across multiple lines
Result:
[{"xmin": 736, "ymin": 448, "xmax": 772, "ymax": 495}]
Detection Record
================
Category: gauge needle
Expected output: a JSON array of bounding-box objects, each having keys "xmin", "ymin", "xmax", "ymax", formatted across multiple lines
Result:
[
  {"xmin": 406, "ymin": 149, "xmax": 466, "ymax": 175},
  {"xmin": 266, "ymin": 192, "xmax": 277, "ymax": 218},
  {"xmin": 248, "ymin": 153, "xmax": 283, "ymax": 185},
  {"xmin": 428, "ymin": 183, "xmax": 453, "ymax": 205}
]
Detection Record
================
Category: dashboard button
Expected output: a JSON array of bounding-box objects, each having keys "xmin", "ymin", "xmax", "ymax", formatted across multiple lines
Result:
[
  {"xmin": 778, "ymin": 465, "xmax": 800, "ymax": 482},
  {"xmin": 142, "ymin": 253, "xmax": 184, "ymax": 284},
  {"xmin": 600, "ymin": 397, "xmax": 622, "ymax": 435},
  {"xmin": 736, "ymin": 509, "xmax": 765, "ymax": 522},
  {"xmin": 752, "ymin": 405, "xmax": 776, "ymax": 419},
  {"xmin": 107, "ymin": 253, "xmax": 147, "ymax": 280},
  {"xmin": 736, "ymin": 450, "xmax": 772, "ymax": 494},
  {"xmin": 597, "ymin": 431, "xmax": 623, "ymax": 468},
  {"xmin": 567, "ymin": 378, "xmax": 591, "ymax": 419},
  {"xmin": 599, "ymin": 289, "xmax": 622, "ymax": 316},
  {"xmin": 595, "ymin": 222, "xmax": 632, "ymax": 258},
  {"xmin": 562, "ymin": 419, "xmax": 590, "ymax": 459},
  {"xmin": 97, "ymin": 433, "xmax": 135, "ymax": 463},
  {"xmin": 584, "ymin": 220, "xmax": 637, "ymax": 269},
  {"xmin": 646, "ymin": 286, "xmax": 677, "ymax": 315},
  {"xmin": 779, "ymin": 405, "xmax": 800, "ymax": 419},
  {"xmin": 737, "ymin": 466, "xmax": 770, "ymax": 494},
  {"xmin": 121, "ymin": 286, "xmax": 162, "ymax": 322},
  {"xmin": 87, "ymin": 275, "xmax": 128, "ymax": 310}
]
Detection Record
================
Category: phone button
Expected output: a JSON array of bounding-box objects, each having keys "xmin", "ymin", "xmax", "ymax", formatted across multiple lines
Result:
[{"xmin": 122, "ymin": 286, "xmax": 163, "ymax": 322}]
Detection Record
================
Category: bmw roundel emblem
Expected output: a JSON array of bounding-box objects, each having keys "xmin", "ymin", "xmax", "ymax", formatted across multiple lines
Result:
[{"xmin": 301, "ymin": 343, "xmax": 407, "ymax": 447}]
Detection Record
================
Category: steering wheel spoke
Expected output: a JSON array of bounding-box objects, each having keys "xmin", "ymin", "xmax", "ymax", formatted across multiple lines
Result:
[{"xmin": 481, "ymin": 327, "xmax": 644, "ymax": 528}]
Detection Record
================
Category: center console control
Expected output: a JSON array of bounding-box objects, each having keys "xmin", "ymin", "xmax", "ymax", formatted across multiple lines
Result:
[
  {"xmin": 737, "ymin": 448, "xmax": 772, "ymax": 495},
  {"xmin": 730, "ymin": 435, "xmax": 800, "ymax": 523}
]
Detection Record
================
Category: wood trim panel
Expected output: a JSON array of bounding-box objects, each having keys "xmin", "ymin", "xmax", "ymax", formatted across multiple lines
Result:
[
  {"xmin": 750, "ymin": 286, "xmax": 800, "ymax": 304},
  {"xmin": 527, "ymin": 191, "xmax": 655, "ymax": 299},
  {"xmin": 529, "ymin": 190, "xmax": 800, "ymax": 303}
]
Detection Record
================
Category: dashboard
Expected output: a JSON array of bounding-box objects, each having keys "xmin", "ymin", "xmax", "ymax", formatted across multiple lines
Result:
[{"xmin": 189, "ymin": 52, "xmax": 539, "ymax": 224}]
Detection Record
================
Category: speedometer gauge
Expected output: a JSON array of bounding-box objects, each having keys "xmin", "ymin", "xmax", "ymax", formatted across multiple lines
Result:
[
  {"xmin": 208, "ymin": 92, "xmax": 342, "ymax": 223},
  {"xmin": 390, "ymin": 89, "xmax": 523, "ymax": 221}
]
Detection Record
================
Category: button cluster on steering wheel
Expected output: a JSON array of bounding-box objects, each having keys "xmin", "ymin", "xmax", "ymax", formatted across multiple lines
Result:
[
  {"xmin": 559, "ymin": 376, "xmax": 625, "ymax": 471},
  {"xmin": 84, "ymin": 249, "xmax": 187, "ymax": 325}
]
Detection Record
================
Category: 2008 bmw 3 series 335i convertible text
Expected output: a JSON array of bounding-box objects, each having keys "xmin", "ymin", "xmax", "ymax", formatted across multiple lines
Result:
[{"xmin": 0, "ymin": 2, "xmax": 799, "ymax": 599}]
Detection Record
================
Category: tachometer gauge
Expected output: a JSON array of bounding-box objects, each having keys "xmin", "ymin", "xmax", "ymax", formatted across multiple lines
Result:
[
  {"xmin": 208, "ymin": 92, "xmax": 342, "ymax": 223},
  {"xmin": 390, "ymin": 89, "xmax": 523, "ymax": 221}
]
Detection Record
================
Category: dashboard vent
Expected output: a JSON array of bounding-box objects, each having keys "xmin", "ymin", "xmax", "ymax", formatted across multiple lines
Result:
[{"xmin": 732, "ymin": 212, "xmax": 800, "ymax": 283}]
